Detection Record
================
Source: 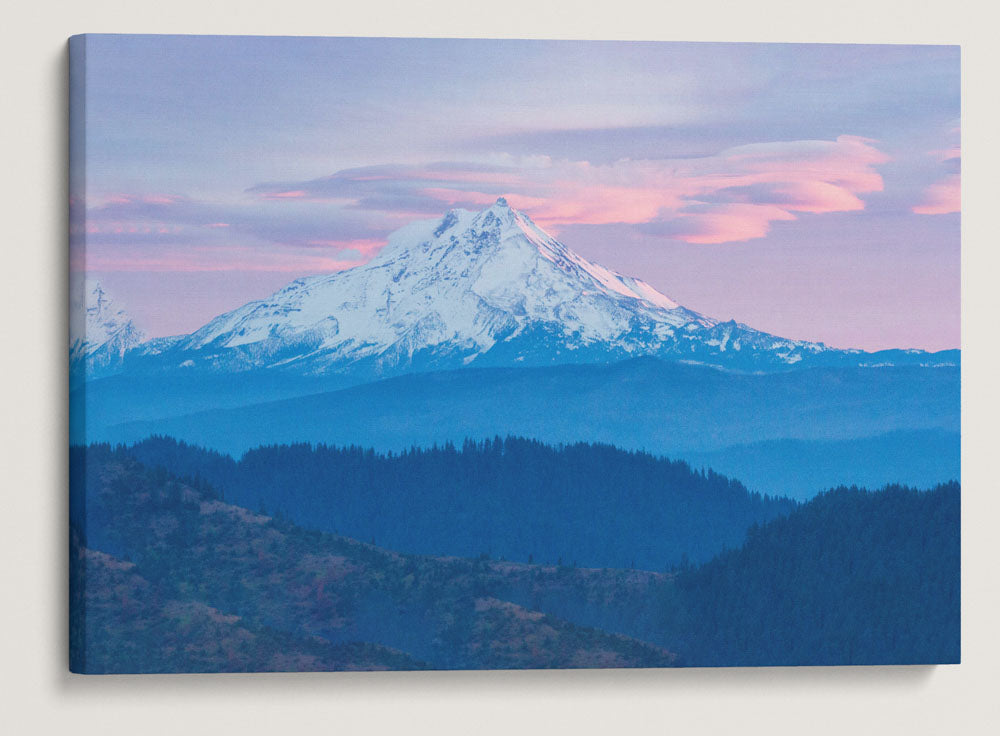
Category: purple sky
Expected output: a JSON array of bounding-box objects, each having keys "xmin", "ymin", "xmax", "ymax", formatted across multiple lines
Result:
[{"xmin": 72, "ymin": 36, "xmax": 960, "ymax": 351}]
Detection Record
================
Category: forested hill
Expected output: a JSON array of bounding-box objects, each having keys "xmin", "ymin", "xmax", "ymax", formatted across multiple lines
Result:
[
  {"xmin": 669, "ymin": 482, "xmax": 961, "ymax": 665},
  {"xmin": 123, "ymin": 435, "xmax": 796, "ymax": 569},
  {"xmin": 70, "ymin": 446, "xmax": 678, "ymax": 673},
  {"xmin": 71, "ymin": 444, "xmax": 960, "ymax": 670}
]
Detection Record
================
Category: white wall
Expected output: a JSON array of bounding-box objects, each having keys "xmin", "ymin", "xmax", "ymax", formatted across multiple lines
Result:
[{"xmin": 2, "ymin": 1, "xmax": 997, "ymax": 734}]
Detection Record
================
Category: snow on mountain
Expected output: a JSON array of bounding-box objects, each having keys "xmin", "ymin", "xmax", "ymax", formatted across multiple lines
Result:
[
  {"xmin": 117, "ymin": 198, "xmax": 952, "ymax": 379},
  {"xmin": 70, "ymin": 280, "xmax": 146, "ymax": 374},
  {"xmin": 150, "ymin": 198, "xmax": 712, "ymax": 370}
]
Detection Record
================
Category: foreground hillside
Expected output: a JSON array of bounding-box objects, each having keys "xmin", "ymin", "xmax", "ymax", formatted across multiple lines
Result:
[
  {"xmin": 70, "ymin": 446, "xmax": 677, "ymax": 673},
  {"xmin": 125, "ymin": 435, "xmax": 796, "ymax": 568},
  {"xmin": 71, "ymin": 441, "xmax": 959, "ymax": 671},
  {"xmin": 71, "ymin": 533, "xmax": 430, "ymax": 674}
]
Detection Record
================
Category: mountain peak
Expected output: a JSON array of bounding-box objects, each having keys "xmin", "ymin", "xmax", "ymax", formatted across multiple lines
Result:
[
  {"xmin": 127, "ymin": 202, "xmax": 881, "ymax": 378},
  {"xmin": 472, "ymin": 195, "xmax": 519, "ymax": 222},
  {"xmin": 70, "ymin": 280, "xmax": 146, "ymax": 375}
]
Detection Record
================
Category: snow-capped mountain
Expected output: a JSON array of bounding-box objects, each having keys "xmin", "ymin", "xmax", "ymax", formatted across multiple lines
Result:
[
  {"xmin": 113, "ymin": 198, "xmax": 955, "ymax": 380},
  {"xmin": 130, "ymin": 198, "xmax": 828, "ymax": 376},
  {"xmin": 70, "ymin": 280, "xmax": 146, "ymax": 376}
]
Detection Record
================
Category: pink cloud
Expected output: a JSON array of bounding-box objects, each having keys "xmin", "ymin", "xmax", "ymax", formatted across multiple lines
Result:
[
  {"xmin": 650, "ymin": 204, "xmax": 799, "ymax": 244},
  {"xmin": 513, "ymin": 136, "xmax": 888, "ymax": 242},
  {"xmin": 913, "ymin": 174, "xmax": 960, "ymax": 215},
  {"xmin": 100, "ymin": 194, "xmax": 185, "ymax": 207},
  {"xmin": 82, "ymin": 221, "xmax": 182, "ymax": 236},
  {"xmin": 930, "ymin": 147, "xmax": 961, "ymax": 162},
  {"xmin": 913, "ymin": 139, "xmax": 960, "ymax": 216},
  {"xmin": 81, "ymin": 136, "xmax": 894, "ymax": 275},
  {"xmin": 757, "ymin": 181, "xmax": 866, "ymax": 213},
  {"xmin": 83, "ymin": 244, "xmax": 370, "ymax": 273},
  {"xmin": 254, "ymin": 136, "xmax": 890, "ymax": 244}
]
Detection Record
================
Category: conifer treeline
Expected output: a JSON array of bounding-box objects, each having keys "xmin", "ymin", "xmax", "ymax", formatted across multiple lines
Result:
[
  {"xmin": 121, "ymin": 435, "xmax": 797, "ymax": 569},
  {"xmin": 671, "ymin": 482, "xmax": 960, "ymax": 665},
  {"xmin": 71, "ymin": 443, "xmax": 960, "ymax": 668}
]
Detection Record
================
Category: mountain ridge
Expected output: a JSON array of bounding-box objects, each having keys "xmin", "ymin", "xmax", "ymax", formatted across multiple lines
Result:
[
  {"xmin": 83, "ymin": 198, "xmax": 957, "ymax": 381},
  {"xmin": 96, "ymin": 359, "xmax": 960, "ymax": 477}
]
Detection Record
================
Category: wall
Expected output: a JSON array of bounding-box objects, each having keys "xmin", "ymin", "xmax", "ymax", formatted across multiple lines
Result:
[{"xmin": 1, "ymin": 1, "xmax": 997, "ymax": 734}]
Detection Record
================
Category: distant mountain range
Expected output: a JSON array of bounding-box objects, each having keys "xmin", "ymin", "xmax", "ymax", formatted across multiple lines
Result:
[
  {"xmin": 681, "ymin": 428, "xmax": 960, "ymax": 500},
  {"xmin": 95, "ymin": 355, "xmax": 957, "ymax": 457},
  {"xmin": 82, "ymin": 357, "xmax": 959, "ymax": 499},
  {"xmin": 77, "ymin": 198, "xmax": 957, "ymax": 383}
]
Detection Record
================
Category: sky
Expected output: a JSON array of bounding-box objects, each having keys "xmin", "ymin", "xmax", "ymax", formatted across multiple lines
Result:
[{"xmin": 71, "ymin": 35, "xmax": 960, "ymax": 351}]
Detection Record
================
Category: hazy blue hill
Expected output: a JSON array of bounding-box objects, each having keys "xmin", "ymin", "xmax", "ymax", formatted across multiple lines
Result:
[
  {"xmin": 99, "ymin": 358, "xmax": 959, "ymax": 458},
  {"xmin": 681, "ymin": 429, "xmax": 960, "ymax": 501},
  {"xmin": 71, "ymin": 370, "xmax": 352, "ymax": 445},
  {"xmin": 93, "ymin": 358, "xmax": 960, "ymax": 499},
  {"xmin": 124, "ymin": 435, "xmax": 796, "ymax": 569}
]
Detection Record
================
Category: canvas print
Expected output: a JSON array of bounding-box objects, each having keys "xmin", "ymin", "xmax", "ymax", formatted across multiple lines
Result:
[{"xmin": 69, "ymin": 35, "xmax": 960, "ymax": 673}]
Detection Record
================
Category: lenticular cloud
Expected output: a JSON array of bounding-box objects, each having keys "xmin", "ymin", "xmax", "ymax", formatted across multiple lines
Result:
[{"xmin": 250, "ymin": 135, "xmax": 891, "ymax": 244}]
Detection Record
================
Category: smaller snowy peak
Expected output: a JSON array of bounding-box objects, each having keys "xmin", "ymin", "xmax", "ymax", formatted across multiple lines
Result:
[{"xmin": 71, "ymin": 280, "xmax": 146, "ymax": 374}]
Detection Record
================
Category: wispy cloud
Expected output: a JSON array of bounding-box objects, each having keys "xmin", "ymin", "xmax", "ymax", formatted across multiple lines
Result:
[
  {"xmin": 913, "ymin": 174, "xmax": 960, "ymax": 215},
  {"xmin": 80, "ymin": 246, "xmax": 370, "ymax": 273},
  {"xmin": 73, "ymin": 192, "xmax": 395, "ymax": 247},
  {"xmin": 69, "ymin": 136, "xmax": 907, "ymax": 270},
  {"xmin": 913, "ymin": 137, "xmax": 960, "ymax": 215},
  {"xmin": 250, "ymin": 136, "xmax": 890, "ymax": 244}
]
